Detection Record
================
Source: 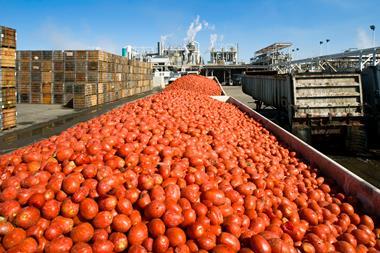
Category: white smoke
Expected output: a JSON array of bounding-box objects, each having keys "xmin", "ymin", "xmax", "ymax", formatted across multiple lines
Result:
[
  {"xmin": 185, "ymin": 16, "xmax": 215, "ymax": 43},
  {"xmin": 209, "ymin": 34, "xmax": 218, "ymax": 51},
  {"xmin": 160, "ymin": 34, "xmax": 172, "ymax": 47},
  {"xmin": 203, "ymin": 21, "xmax": 215, "ymax": 31},
  {"xmin": 186, "ymin": 16, "xmax": 203, "ymax": 42},
  {"xmin": 356, "ymin": 28, "xmax": 372, "ymax": 49},
  {"xmin": 160, "ymin": 34, "xmax": 172, "ymax": 44}
]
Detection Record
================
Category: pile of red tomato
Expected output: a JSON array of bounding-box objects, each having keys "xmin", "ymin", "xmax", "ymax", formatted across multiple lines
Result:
[{"xmin": 0, "ymin": 75, "xmax": 379, "ymax": 252}]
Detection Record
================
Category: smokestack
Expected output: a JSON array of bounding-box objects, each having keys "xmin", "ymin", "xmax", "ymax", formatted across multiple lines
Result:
[{"xmin": 157, "ymin": 42, "xmax": 162, "ymax": 55}]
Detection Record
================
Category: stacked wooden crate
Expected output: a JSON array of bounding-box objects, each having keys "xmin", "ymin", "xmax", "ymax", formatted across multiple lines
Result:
[
  {"xmin": 128, "ymin": 60, "xmax": 152, "ymax": 95},
  {"xmin": 53, "ymin": 51, "xmax": 65, "ymax": 104},
  {"xmin": 17, "ymin": 50, "xmax": 64, "ymax": 104},
  {"xmin": 16, "ymin": 50, "xmax": 152, "ymax": 109},
  {"xmin": 0, "ymin": 26, "xmax": 17, "ymax": 130},
  {"xmin": 75, "ymin": 51, "xmax": 96, "ymax": 108}
]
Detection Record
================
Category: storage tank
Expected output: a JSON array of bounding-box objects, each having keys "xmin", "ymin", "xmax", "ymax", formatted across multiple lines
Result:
[{"xmin": 122, "ymin": 47, "xmax": 127, "ymax": 57}]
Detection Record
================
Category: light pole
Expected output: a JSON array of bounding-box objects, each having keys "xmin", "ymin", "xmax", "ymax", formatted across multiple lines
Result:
[
  {"xmin": 370, "ymin": 25, "xmax": 376, "ymax": 47},
  {"xmin": 291, "ymin": 47, "xmax": 300, "ymax": 60},
  {"xmin": 326, "ymin": 39, "xmax": 330, "ymax": 54},
  {"xmin": 319, "ymin": 41, "xmax": 324, "ymax": 56}
]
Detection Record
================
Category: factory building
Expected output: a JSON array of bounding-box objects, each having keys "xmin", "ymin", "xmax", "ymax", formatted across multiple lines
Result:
[{"xmin": 209, "ymin": 46, "xmax": 238, "ymax": 65}]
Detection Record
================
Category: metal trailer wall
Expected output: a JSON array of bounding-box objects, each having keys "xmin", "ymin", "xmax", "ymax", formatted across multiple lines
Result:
[
  {"xmin": 292, "ymin": 73, "xmax": 363, "ymax": 119},
  {"xmin": 362, "ymin": 66, "xmax": 380, "ymax": 112},
  {"xmin": 361, "ymin": 65, "xmax": 380, "ymax": 141},
  {"xmin": 242, "ymin": 73, "xmax": 364, "ymax": 124},
  {"xmin": 242, "ymin": 73, "xmax": 292, "ymax": 110}
]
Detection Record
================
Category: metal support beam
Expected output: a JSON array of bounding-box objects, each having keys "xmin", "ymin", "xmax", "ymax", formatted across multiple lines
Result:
[{"xmin": 271, "ymin": 47, "xmax": 380, "ymax": 73}]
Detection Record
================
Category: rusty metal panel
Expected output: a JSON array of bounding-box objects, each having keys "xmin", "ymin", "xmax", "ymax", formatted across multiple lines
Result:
[
  {"xmin": 242, "ymin": 73, "xmax": 364, "ymax": 120},
  {"xmin": 293, "ymin": 73, "xmax": 363, "ymax": 118}
]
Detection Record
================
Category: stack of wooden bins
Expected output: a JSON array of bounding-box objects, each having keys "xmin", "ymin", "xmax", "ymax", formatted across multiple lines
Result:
[
  {"xmin": 128, "ymin": 60, "xmax": 152, "ymax": 95},
  {"xmin": 0, "ymin": 26, "xmax": 17, "ymax": 130},
  {"xmin": 16, "ymin": 50, "xmax": 153, "ymax": 109},
  {"xmin": 53, "ymin": 51, "xmax": 65, "ymax": 104},
  {"xmin": 16, "ymin": 50, "xmax": 64, "ymax": 104}
]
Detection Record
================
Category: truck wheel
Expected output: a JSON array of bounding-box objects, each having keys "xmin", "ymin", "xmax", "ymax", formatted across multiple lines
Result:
[
  {"xmin": 345, "ymin": 125, "xmax": 367, "ymax": 154},
  {"xmin": 292, "ymin": 125, "xmax": 312, "ymax": 144}
]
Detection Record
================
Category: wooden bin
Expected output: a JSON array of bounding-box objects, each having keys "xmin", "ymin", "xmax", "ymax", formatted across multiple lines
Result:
[
  {"xmin": 0, "ymin": 68, "xmax": 16, "ymax": 88},
  {"xmin": 53, "ymin": 82, "xmax": 64, "ymax": 93},
  {"xmin": 0, "ymin": 26, "xmax": 16, "ymax": 48},
  {"xmin": 53, "ymin": 94, "xmax": 63, "ymax": 104},
  {"xmin": 74, "ymin": 83, "xmax": 97, "ymax": 96},
  {"xmin": 0, "ymin": 48, "xmax": 16, "ymax": 68},
  {"xmin": 19, "ymin": 93, "xmax": 30, "ymax": 103},
  {"xmin": 53, "ymin": 62, "xmax": 64, "ymax": 72},
  {"xmin": 18, "ymin": 72, "xmax": 31, "ymax": 84},
  {"xmin": 97, "ymin": 93, "xmax": 104, "ymax": 105},
  {"xmin": 73, "ymin": 94, "xmax": 97, "ymax": 109},
  {"xmin": 18, "ymin": 83, "xmax": 30, "ymax": 93},
  {"xmin": 31, "ymin": 93, "xmax": 42, "ymax": 104},
  {"xmin": 41, "ymin": 61, "xmax": 52, "ymax": 71},
  {"xmin": 31, "ymin": 83, "xmax": 41, "ymax": 93},
  {"xmin": 43, "ymin": 93, "xmax": 52, "ymax": 104},
  {"xmin": 1, "ymin": 87, "xmax": 16, "ymax": 108},
  {"xmin": 2, "ymin": 107, "xmax": 16, "ymax": 129},
  {"xmin": 54, "ymin": 72, "xmax": 64, "ymax": 82},
  {"xmin": 42, "ymin": 72, "xmax": 52, "ymax": 83},
  {"xmin": 42, "ymin": 82, "xmax": 52, "ymax": 93}
]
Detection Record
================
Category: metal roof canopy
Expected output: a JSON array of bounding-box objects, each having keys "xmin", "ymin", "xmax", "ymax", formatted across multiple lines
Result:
[
  {"xmin": 271, "ymin": 47, "xmax": 380, "ymax": 73},
  {"xmin": 255, "ymin": 42, "xmax": 293, "ymax": 55}
]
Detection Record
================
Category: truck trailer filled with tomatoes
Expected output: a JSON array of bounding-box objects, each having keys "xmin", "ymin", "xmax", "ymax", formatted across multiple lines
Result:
[{"xmin": 0, "ymin": 74, "xmax": 379, "ymax": 252}]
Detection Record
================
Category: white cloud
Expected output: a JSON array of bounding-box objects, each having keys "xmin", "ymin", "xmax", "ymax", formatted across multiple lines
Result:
[
  {"xmin": 356, "ymin": 28, "xmax": 372, "ymax": 49},
  {"xmin": 41, "ymin": 22, "xmax": 88, "ymax": 50},
  {"xmin": 40, "ymin": 21, "xmax": 119, "ymax": 54}
]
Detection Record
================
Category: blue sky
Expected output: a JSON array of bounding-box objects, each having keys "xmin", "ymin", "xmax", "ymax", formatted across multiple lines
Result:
[{"xmin": 0, "ymin": 0, "xmax": 378, "ymax": 62}]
